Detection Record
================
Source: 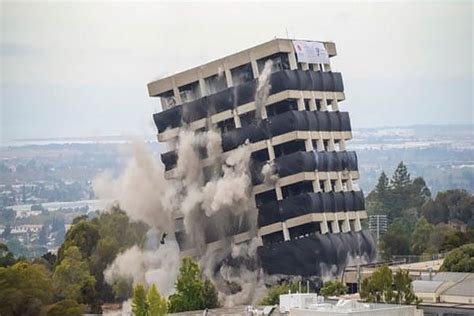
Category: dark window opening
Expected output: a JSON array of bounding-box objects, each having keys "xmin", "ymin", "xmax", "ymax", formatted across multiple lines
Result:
[
  {"xmin": 216, "ymin": 117, "xmax": 236, "ymax": 134},
  {"xmin": 273, "ymin": 140, "xmax": 306, "ymax": 158},
  {"xmin": 282, "ymin": 181, "xmax": 313, "ymax": 199},
  {"xmin": 231, "ymin": 63, "xmax": 253, "ymax": 86},
  {"xmin": 319, "ymin": 180, "xmax": 325, "ymax": 191},
  {"xmin": 338, "ymin": 220, "xmax": 345, "ymax": 231},
  {"xmin": 251, "ymin": 148, "xmax": 270, "ymax": 163},
  {"xmin": 328, "ymin": 223, "xmax": 334, "ymax": 234},
  {"xmin": 205, "ymin": 73, "xmax": 227, "ymax": 95},
  {"xmin": 262, "ymin": 231, "xmax": 284, "ymax": 245},
  {"xmin": 297, "ymin": 63, "xmax": 303, "ymax": 70},
  {"xmin": 266, "ymin": 99, "xmax": 298, "ymax": 117},
  {"xmin": 323, "ymin": 140, "xmax": 329, "ymax": 151},
  {"xmin": 158, "ymin": 90, "xmax": 176, "ymax": 109},
  {"xmin": 331, "ymin": 180, "xmax": 337, "ymax": 192},
  {"xmin": 289, "ymin": 222, "xmax": 321, "ymax": 240},
  {"xmin": 239, "ymin": 111, "xmax": 256, "ymax": 127},
  {"xmin": 255, "ymin": 189, "xmax": 277, "ymax": 208},
  {"xmin": 312, "ymin": 140, "xmax": 319, "ymax": 151},
  {"xmin": 179, "ymin": 81, "xmax": 201, "ymax": 103},
  {"xmin": 327, "ymin": 99, "xmax": 333, "ymax": 111},
  {"xmin": 316, "ymin": 99, "xmax": 322, "ymax": 111},
  {"xmin": 304, "ymin": 99, "xmax": 311, "ymax": 111},
  {"xmin": 257, "ymin": 53, "xmax": 290, "ymax": 74}
]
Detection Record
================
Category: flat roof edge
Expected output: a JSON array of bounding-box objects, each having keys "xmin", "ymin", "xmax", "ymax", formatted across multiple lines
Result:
[{"xmin": 147, "ymin": 38, "xmax": 336, "ymax": 97}]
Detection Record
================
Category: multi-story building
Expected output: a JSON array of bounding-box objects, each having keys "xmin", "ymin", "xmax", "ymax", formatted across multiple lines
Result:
[{"xmin": 148, "ymin": 38, "xmax": 375, "ymax": 277}]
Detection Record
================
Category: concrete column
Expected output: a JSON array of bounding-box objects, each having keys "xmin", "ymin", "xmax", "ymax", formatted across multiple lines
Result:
[
  {"xmin": 321, "ymin": 213, "xmax": 329, "ymax": 234},
  {"xmin": 275, "ymin": 186, "xmax": 283, "ymax": 200},
  {"xmin": 198, "ymin": 78, "xmax": 207, "ymax": 97},
  {"xmin": 354, "ymin": 213, "xmax": 362, "ymax": 231},
  {"xmin": 297, "ymin": 96, "xmax": 305, "ymax": 111},
  {"xmin": 224, "ymin": 64, "xmax": 233, "ymax": 87},
  {"xmin": 320, "ymin": 98, "xmax": 328, "ymax": 111},
  {"xmin": 339, "ymin": 139, "xmax": 347, "ymax": 151},
  {"xmin": 323, "ymin": 63, "xmax": 331, "ymax": 72},
  {"xmin": 301, "ymin": 62, "xmax": 309, "ymax": 71},
  {"xmin": 288, "ymin": 52, "xmax": 298, "ymax": 70},
  {"xmin": 305, "ymin": 139, "xmax": 314, "ymax": 151},
  {"xmin": 342, "ymin": 214, "xmax": 351, "ymax": 232},
  {"xmin": 327, "ymin": 134, "xmax": 336, "ymax": 151},
  {"xmin": 233, "ymin": 110, "xmax": 242, "ymax": 128},
  {"xmin": 335, "ymin": 174, "xmax": 343, "ymax": 192},
  {"xmin": 331, "ymin": 220, "xmax": 340, "ymax": 233},
  {"xmin": 332, "ymin": 95, "xmax": 339, "ymax": 111},
  {"xmin": 312, "ymin": 64, "xmax": 321, "ymax": 72},
  {"xmin": 324, "ymin": 178, "xmax": 332, "ymax": 192},
  {"xmin": 312, "ymin": 180, "xmax": 322, "ymax": 192},
  {"xmin": 250, "ymin": 59, "xmax": 259, "ymax": 79},
  {"xmin": 346, "ymin": 176, "xmax": 354, "ymax": 191},
  {"xmin": 172, "ymin": 78, "xmax": 182, "ymax": 105},
  {"xmin": 317, "ymin": 133, "xmax": 325, "ymax": 152},
  {"xmin": 261, "ymin": 105, "xmax": 268, "ymax": 119},
  {"xmin": 266, "ymin": 139, "xmax": 275, "ymax": 160},
  {"xmin": 282, "ymin": 222, "xmax": 290, "ymax": 241}
]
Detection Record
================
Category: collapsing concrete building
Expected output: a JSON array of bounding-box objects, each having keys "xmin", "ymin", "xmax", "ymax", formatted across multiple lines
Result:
[{"xmin": 148, "ymin": 39, "xmax": 376, "ymax": 278}]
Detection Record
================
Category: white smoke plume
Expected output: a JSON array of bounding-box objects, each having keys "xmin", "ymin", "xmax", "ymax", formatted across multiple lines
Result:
[
  {"xmin": 94, "ymin": 127, "xmax": 261, "ymax": 305},
  {"xmin": 255, "ymin": 60, "xmax": 273, "ymax": 119}
]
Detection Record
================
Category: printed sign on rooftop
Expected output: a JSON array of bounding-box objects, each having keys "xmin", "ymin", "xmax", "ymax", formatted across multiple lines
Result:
[{"xmin": 292, "ymin": 40, "xmax": 330, "ymax": 64}]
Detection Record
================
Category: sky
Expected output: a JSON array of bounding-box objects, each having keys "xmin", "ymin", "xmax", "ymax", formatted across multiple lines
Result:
[{"xmin": 1, "ymin": 1, "xmax": 472, "ymax": 142}]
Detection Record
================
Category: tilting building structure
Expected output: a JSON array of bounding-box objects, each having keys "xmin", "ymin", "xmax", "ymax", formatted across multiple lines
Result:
[{"xmin": 148, "ymin": 39, "xmax": 375, "ymax": 277}]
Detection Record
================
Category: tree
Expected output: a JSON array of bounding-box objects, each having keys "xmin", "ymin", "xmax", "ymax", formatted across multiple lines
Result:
[
  {"xmin": 379, "ymin": 218, "xmax": 412, "ymax": 259},
  {"xmin": 202, "ymin": 279, "xmax": 219, "ymax": 309},
  {"xmin": 422, "ymin": 190, "xmax": 474, "ymax": 226},
  {"xmin": 392, "ymin": 270, "xmax": 420, "ymax": 305},
  {"xmin": 259, "ymin": 282, "xmax": 299, "ymax": 305},
  {"xmin": 411, "ymin": 217, "xmax": 434, "ymax": 255},
  {"xmin": 319, "ymin": 280, "xmax": 347, "ymax": 297},
  {"xmin": 168, "ymin": 257, "xmax": 205, "ymax": 313},
  {"xmin": 0, "ymin": 262, "xmax": 54, "ymax": 316},
  {"xmin": 0, "ymin": 243, "xmax": 16, "ymax": 267},
  {"xmin": 388, "ymin": 162, "xmax": 412, "ymax": 218},
  {"xmin": 440, "ymin": 243, "xmax": 474, "ymax": 272},
  {"xmin": 360, "ymin": 266, "xmax": 393, "ymax": 303},
  {"xmin": 360, "ymin": 266, "xmax": 419, "ymax": 305},
  {"xmin": 47, "ymin": 299, "xmax": 87, "ymax": 316},
  {"xmin": 132, "ymin": 283, "xmax": 148, "ymax": 316},
  {"xmin": 148, "ymin": 283, "xmax": 167, "ymax": 316},
  {"xmin": 57, "ymin": 221, "xmax": 100, "ymax": 264},
  {"xmin": 52, "ymin": 246, "xmax": 96, "ymax": 303}
]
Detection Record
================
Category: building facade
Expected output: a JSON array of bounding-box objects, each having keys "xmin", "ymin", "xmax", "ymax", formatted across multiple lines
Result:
[{"xmin": 149, "ymin": 38, "xmax": 375, "ymax": 277}]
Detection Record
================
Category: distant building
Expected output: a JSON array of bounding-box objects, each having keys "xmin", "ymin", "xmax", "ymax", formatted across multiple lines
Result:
[
  {"xmin": 149, "ymin": 38, "xmax": 375, "ymax": 277},
  {"xmin": 11, "ymin": 224, "xmax": 43, "ymax": 234},
  {"xmin": 279, "ymin": 293, "xmax": 422, "ymax": 316}
]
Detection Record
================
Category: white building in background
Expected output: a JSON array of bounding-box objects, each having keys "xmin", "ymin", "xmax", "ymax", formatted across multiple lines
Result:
[{"xmin": 279, "ymin": 293, "xmax": 423, "ymax": 316}]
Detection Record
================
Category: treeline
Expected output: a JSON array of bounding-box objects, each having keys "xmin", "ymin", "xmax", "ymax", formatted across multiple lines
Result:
[
  {"xmin": 0, "ymin": 207, "xmax": 221, "ymax": 316},
  {"xmin": 0, "ymin": 207, "xmax": 148, "ymax": 315},
  {"xmin": 367, "ymin": 162, "xmax": 474, "ymax": 261}
]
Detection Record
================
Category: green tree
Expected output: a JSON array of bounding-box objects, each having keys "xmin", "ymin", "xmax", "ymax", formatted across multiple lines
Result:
[
  {"xmin": 440, "ymin": 243, "xmax": 474, "ymax": 272},
  {"xmin": 411, "ymin": 217, "xmax": 434, "ymax": 255},
  {"xmin": 202, "ymin": 279, "xmax": 220, "ymax": 309},
  {"xmin": 0, "ymin": 262, "xmax": 54, "ymax": 316},
  {"xmin": 379, "ymin": 218, "xmax": 412, "ymax": 259},
  {"xmin": 319, "ymin": 280, "xmax": 347, "ymax": 297},
  {"xmin": 47, "ymin": 299, "xmax": 87, "ymax": 316},
  {"xmin": 132, "ymin": 283, "xmax": 149, "ymax": 316},
  {"xmin": 52, "ymin": 246, "xmax": 96, "ymax": 303},
  {"xmin": 0, "ymin": 242, "xmax": 17, "ymax": 267},
  {"xmin": 148, "ymin": 283, "xmax": 167, "ymax": 316},
  {"xmin": 422, "ymin": 190, "xmax": 474, "ymax": 226},
  {"xmin": 388, "ymin": 162, "xmax": 412, "ymax": 218},
  {"xmin": 259, "ymin": 282, "xmax": 299, "ymax": 305},
  {"xmin": 168, "ymin": 257, "xmax": 205, "ymax": 313},
  {"xmin": 360, "ymin": 266, "xmax": 394, "ymax": 303},
  {"xmin": 393, "ymin": 269, "xmax": 420, "ymax": 305},
  {"xmin": 57, "ymin": 220, "xmax": 100, "ymax": 264},
  {"xmin": 360, "ymin": 266, "xmax": 419, "ymax": 305}
]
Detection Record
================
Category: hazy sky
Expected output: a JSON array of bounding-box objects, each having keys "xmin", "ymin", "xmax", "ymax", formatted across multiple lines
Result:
[{"xmin": 1, "ymin": 1, "xmax": 472, "ymax": 142}]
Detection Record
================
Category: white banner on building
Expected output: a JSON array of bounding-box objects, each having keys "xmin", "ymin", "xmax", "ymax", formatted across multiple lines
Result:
[{"xmin": 292, "ymin": 40, "xmax": 330, "ymax": 64}]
